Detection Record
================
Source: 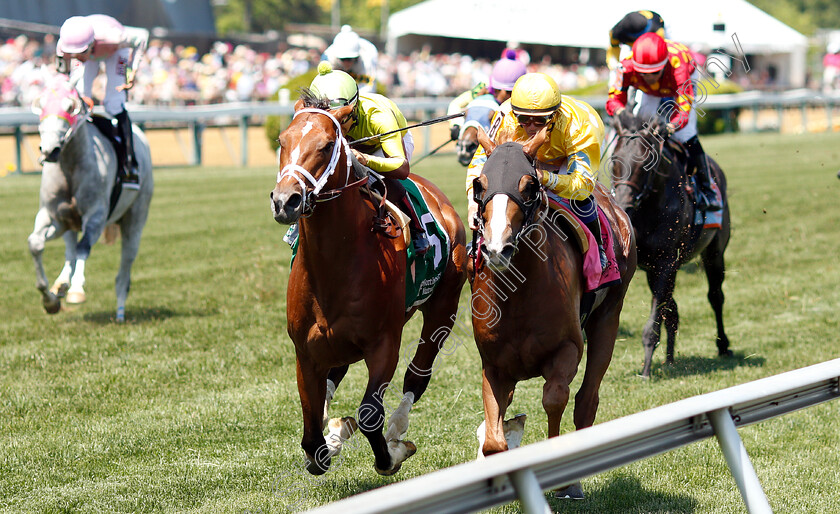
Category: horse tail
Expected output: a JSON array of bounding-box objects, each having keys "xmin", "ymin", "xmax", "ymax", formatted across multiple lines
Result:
[
  {"xmin": 56, "ymin": 199, "xmax": 82, "ymax": 232},
  {"xmin": 103, "ymin": 224, "xmax": 120, "ymax": 245}
]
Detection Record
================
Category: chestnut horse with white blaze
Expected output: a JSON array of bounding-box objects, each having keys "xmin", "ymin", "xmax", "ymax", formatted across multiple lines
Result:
[
  {"xmin": 269, "ymin": 96, "xmax": 467, "ymax": 475},
  {"xmin": 469, "ymin": 128, "xmax": 636, "ymax": 498}
]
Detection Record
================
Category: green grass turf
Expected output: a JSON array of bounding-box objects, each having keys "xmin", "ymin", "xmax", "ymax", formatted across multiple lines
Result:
[{"xmin": 1, "ymin": 131, "xmax": 839, "ymax": 513}]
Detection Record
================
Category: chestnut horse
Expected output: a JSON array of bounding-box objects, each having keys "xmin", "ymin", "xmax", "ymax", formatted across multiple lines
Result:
[
  {"xmin": 469, "ymin": 129, "xmax": 636, "ymax": 498},
  {"xmin": 269, "ymin": 94, "xmax": 466, "ymax": 475},
  {"xmin": 610, "ymin": 112, "xmax": 732, "ymax": 378}
]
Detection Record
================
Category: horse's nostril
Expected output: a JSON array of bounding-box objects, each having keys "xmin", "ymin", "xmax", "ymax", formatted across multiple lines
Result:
[{"xmin": 285, "ymin": 192, "xmax": 302, "ymax": 210}]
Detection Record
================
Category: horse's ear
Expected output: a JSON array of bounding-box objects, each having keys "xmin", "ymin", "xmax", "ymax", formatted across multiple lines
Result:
[
  {"xmin": 476, "ymin": 126, "xmax": 496, "ymax": 156},
  {"xmin": 522, "ymin": 126, "xmax": 548, "ymax": 158},
  {"xmin": 293, "ymin": 98, "xmax": 304, "ymax": 112},
  {"xmin": 67, "ymin": 96, "xmax": 83, "ymax": 116},
  {"xmin": 31, "ymin": 97, "xmax": 42, "ymax": 116}
]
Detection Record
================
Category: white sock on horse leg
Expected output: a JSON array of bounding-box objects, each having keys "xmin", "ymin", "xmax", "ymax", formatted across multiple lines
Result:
[
  {"xmin": 322, "ymin": 379, "xmax": 337, "ymax": 430},
  {"xmin": 476, "ymin": 420, "xmax": 487, "ymax": 460},
  {"xmin": 503, "ymin": 413, "xmax": 527, "ymax": 450},
  {"xmin": 325, "ymin": 416, "xmax": 357, "ymax": 457},
  {"xmin": 385, "ymin": 392, "xmax": 414, "ymax": 442}
]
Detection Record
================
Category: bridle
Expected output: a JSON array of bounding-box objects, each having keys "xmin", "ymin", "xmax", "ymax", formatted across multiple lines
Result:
[
  {"xmin": 611, "ymin": 131, "xmax": 670, "ymax": 210},
  {"xmin": 474, "ymin": 167, "xmax": 544, "ymax": 251},
  {"xmin": 276, "ymin": 108, "xmax": 367, "ymax": 216},
  {"xmin": 37, "ymin": 87, "xmax": 89, "ymax": 164}
]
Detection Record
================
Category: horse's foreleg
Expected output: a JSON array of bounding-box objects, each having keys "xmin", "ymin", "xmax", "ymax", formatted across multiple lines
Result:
[
  {"xmin": 641, "ymin": 269, "xmax": 677, "ymax": 377},
  {"xmin": 28, "ymin": 208, "xmax": 66, "ymax": 314},
  {"xmin": 295, "ymin": 356, "xmax": 331, "ymax": 476},
  {"xmin": 359, "ymin": 346, "xmax": 409, "ymax": 476},
  {"xmin": 479, "ymin": 368, "xmax": 515, "ymax": 457},
  {"xmin": 541, "ymin": 340, "xmax": 581, "ymax": 437},
  {"xmin": 702, "ymin": 239, "xmax": 732, "ymax": 357},
  {"xmin": 51, "ymin": 231, "xmax": 78, "ymax": 297},
  {"xmin": 662, "ymin": 297, "xmax": 679, "ymax": 364},
  {"xmin": 323, "ymin": 365, "xmax": 349, "ymax": 430},
  {"xmin": 67, "ymin": 208, "xmax": 107, "ymax": 304}
]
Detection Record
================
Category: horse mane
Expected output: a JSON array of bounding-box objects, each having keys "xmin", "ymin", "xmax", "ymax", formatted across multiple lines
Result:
[{"xmin": 298, "ymin": 88, "xmax": 331, "ymax": 110}]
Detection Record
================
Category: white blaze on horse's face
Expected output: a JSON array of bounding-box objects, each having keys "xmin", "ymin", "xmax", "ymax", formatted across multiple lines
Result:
[
  {"xmin": 483, "ymin": 195, "xmax": 516, "ymax": 270},
  {"xmin": 38, "ymin": 116, "xmax": 70, "ymax": 161}
]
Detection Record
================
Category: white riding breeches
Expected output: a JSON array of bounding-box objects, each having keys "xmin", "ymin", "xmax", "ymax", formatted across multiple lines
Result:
[{"xmin": 634, "ymin": 69, "xmax": 700, "ymax": 143}]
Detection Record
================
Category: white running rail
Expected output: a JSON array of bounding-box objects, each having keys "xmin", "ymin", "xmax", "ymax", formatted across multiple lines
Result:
[{"xmin": 306, "ymin": 359, "xmax": 840, "ymax": 514}]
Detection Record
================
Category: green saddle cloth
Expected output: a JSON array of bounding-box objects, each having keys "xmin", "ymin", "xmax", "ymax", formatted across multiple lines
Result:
[{"xmin": 284, "ymin": 178, "xmax": 450, "ymax": 311}]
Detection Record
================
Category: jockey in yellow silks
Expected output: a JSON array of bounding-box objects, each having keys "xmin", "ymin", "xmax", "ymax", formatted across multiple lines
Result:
[
  {"xmin": 466, "ymin": 72, "xmax": 607, "ymax": 266},
  {"xmin": 309, "ymin": 62, "xmax": 430, "ymax": 254}
]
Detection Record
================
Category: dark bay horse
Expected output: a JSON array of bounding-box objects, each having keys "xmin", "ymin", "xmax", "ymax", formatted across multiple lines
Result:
[
  {"xmin": 455, "ymin": 95, "xmax": 500, "ymax": 166},
  {"xmin": 610, "ymin": 112, "xmax": 732, "ymax": 378},
  {"xmin": 269, "ymin": 95, "xmax": 467, "ymax": 475},
  {"xmin": 27, "ymin": 75, "xmax": 153, "ymax": 322},
  {"xmin": 469, "ymin": 129, "xmax": 636, "ymax": 498}
]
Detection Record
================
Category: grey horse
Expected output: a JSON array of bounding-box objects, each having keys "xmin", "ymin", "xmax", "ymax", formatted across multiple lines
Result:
[{"xmin": 27, "ymin": 76, "xmax": 153, "ymax": 322}]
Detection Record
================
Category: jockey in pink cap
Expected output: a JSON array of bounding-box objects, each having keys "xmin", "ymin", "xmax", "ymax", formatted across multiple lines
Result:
[
  {"xmin": 56, "ymin": 15, "xmax": 148, "ymax": 186},
  {"xmin": 447, "ymin": 51, "xmax": 527, "ymax": 140}
]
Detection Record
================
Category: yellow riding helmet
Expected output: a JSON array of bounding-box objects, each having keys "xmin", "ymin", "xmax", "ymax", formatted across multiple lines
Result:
[
  {"xmin": 510, "ymin": 73, "xmax": 562, "ymax": 116},
  {"xmin": 309, "ymin": 61, "xmax": 359, "ymax": 109}
]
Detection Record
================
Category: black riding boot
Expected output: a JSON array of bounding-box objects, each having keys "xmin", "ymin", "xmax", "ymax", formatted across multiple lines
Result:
[
  {"xmin": 684, "ymin": 135, "xmax": 721, "ymax": 212},
  {"xmin": 386, "ymin": 178, "xmax": 430, "ymax": 255},
  {"xmin": 584, "ymin": 218, "xmax": 608, "ymax": 271},
  {"xmin": 115, "ymin": 110, "xmax": 139, "ymax": 186}
]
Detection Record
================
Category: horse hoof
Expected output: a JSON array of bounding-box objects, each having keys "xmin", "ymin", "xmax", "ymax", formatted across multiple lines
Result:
[
  {"xmin": 50, "ymin": 282, "xmax": 69, "ymax": 298},
  {"xmin": 375, "ymin": 462, "xmax": 402, "ymax": 476},
  {"xmin": 554, "ymin": 481, "xmax": 585, "ymax": 500},
  {"xmin": 719, "ymin": 349, "xmax": 734, "ymax": 357},
  {"xmin": 66, "ymin": 291, "xmax": 86, "ymax": 304},
  {"xmin": 304, "ymin": 454, "xmax": 330, "ymax": 476},
  {"xmin": 42, "ymin": 297, "xmax": 61, "ymax": 314},
  {"xmin": 375, "ymin": 440, "xmax": 417, "ymax": 476}
]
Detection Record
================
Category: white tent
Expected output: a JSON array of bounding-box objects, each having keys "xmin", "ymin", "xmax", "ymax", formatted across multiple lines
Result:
[{"xmin": 387, "ymin": 0, "xmax": 808, "ymax": 87}]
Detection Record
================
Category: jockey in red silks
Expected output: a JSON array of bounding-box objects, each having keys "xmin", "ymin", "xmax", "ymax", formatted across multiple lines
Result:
[
  {"xmin": 606, "ymin": 33, "xmax": 722, "ymax": 211},
  {"xmin": 56, "ymin": 15, "xmax": 148, "ymax": 186}
]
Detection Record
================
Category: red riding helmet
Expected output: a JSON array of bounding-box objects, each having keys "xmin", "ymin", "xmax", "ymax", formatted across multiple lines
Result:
[{"xmin": 631, "ymin": 33, "xmax": 669, "ymax": 73}]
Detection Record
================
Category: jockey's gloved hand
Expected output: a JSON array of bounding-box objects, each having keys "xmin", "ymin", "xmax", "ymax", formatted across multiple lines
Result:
[
  {"xmin": 467, "ymin": 198, "xmax": 479, "ymax": 230},
  {"xmin": 450, "ymin": 124, "xmax": 461, "ymax": 141},
  {"xmin": 615, "ymin": 108, "xmax": 634, "ymax": 131},
  {"xmin": 654, "ymin": 119, "xmax": 675, "ymax": 138}
]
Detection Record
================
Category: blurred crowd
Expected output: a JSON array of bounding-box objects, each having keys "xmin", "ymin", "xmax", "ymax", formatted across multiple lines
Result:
[{"xmin": 0, "ymin": 33, "xmax": 608, "ymax": 108}]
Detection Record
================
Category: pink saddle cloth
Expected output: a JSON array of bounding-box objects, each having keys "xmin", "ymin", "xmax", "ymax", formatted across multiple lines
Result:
[{"xmin": 546, "ymin": 194, "xmax": 621, "ymax": 292}]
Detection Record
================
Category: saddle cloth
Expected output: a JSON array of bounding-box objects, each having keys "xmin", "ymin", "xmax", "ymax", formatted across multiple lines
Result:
[
  {"xmin": 544, "ymin": 191, "xmax": 622, "ymax": 292},
  {"xmin": 402, "ymin": 178, "xmax": 451, "ymax": 310},
  {"xmin": 284, "ymin": 178, "xmax": 450, "ymax": 311},
  {"xmin": 666, "ymin": 140, "xmax": 724, "ymax": 229}
]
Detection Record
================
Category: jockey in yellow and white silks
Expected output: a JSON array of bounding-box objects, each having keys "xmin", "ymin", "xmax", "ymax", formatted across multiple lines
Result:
[{"xmin": 466, "ymin": 73, "xmax": 607, "ymax": 265}]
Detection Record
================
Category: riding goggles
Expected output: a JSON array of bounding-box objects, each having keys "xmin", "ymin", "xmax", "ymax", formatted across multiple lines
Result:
[{"xmin": 515, "ymin": 113, "xmax": 553, "ymax": 127}]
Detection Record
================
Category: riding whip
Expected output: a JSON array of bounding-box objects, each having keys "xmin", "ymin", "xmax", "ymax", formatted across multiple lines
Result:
[
  {"xmin": 412, "ymin": 139, "xmax": 454, "ymax": 165},
  {"xmin": 350, "ymin": 112, "xmax": 465, "ymax": 146}
]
